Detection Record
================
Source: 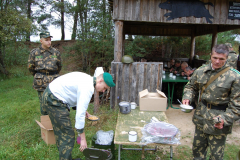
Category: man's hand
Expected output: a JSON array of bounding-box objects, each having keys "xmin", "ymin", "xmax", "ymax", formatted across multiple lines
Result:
[
  {"xmin": 79, "ymin": 132, "xmax": 87, "ymax": 152},
  {"xmin": 79, "ymin": 138, "xmax": 87, "ymax": 152},
  {"xmin": 85, "ymin": 111, "xmax": 91, "ymax": 118},
  {"xmin": 213, "ymin": 116, "xmax": 224, "ymax": 129},
  {"xmin": 182, "ymin": 99, "xmax": 190, "ymax": 105}
]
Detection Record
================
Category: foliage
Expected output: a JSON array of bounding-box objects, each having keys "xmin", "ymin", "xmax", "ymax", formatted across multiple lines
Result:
[{"xmin": 0, "ymin": 7, "xmax": 33, "ymax": 43}]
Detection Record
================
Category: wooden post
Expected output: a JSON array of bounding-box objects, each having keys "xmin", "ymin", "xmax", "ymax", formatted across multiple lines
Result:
[
  {"xmin": 211, "ymin": 26, "xmax": 218, "ymax": 50},
  {"xmin": 190, "ymin": 33, "xmax": 195, "ymax": 65},
  {"xmin": 114, "ymin": 20, "xmax": 124, "ymax": 62}
]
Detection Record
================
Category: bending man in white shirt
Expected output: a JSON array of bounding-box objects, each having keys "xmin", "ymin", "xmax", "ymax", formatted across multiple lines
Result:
[{"xmin": 42, "ymin": 71, "xmax": 115, "ymax": 160}]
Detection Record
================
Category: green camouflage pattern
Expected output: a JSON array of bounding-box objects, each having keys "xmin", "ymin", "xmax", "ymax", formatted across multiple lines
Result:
[
  {"xmin": 227, "ymin": 51, "xmax": 238, "ymax": 69},
  {"xmin": 37, "ymin": 91, "xmax": 47, "ymax": 115},
  {"xmin": 28, "ymin": 45, "xmax": 62, "ymax": 91},
  {"xmin": 183, "ymin": 63, "xmax": 240, "ymax": 135},
  {"xmin": 42, "ymin": 86, "xmax": 75, "ymax": 160},
  {"xmin": 192, "ymin": 126, "xmax": 227, "ymax": 160}
]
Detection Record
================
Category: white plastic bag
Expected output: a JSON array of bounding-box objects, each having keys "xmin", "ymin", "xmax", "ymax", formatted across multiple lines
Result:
[
  {"xmin": 95, "ymin": 130, "xmax": 114, "ymax": 145},
  {"xmin": 141, "ymin": 121, "xmax": 181, "ymax": 145}
]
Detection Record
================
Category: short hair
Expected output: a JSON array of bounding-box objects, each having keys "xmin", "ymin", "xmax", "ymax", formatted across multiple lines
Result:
[
  {"xmin": 211, "ymin": 44, "xmax": 229, "ymax": 57},
  {"xmin": 185, "ymin": 67, "xmax": 191, "ymax": 71},
  {"xmin": 170, "ymin": 59, "xmax": 175, "ymax": 62},
  {"xmin": 181, "ymin": 62, "xmax": 188, "ymax": 67}
]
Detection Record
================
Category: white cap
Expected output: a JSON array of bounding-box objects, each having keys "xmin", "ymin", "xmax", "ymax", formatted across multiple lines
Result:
[{"xmin": 94, "ymin": 67, "xmax": 104, "ymax": 77}]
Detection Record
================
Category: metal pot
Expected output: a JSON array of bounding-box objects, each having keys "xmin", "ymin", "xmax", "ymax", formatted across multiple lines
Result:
[{"xmin": 119, "ymin": 101, "xmax": 131, "ymax": 114}]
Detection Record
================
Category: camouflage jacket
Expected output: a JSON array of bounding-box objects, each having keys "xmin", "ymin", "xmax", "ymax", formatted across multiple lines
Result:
[
  {"xmin": 171, "ymin": 66, "xmax": 181, "ymax": 73},
  {"xmin": 183, "ymin": 63, "xmax": 240, "ymax": 135},
  {"xmin": 28, "ymin": 45, "xmax": 62, "ymax": 91},
  {"xmin": 227, "ymin": 51, "xmax": 238, "ymax": 69}
]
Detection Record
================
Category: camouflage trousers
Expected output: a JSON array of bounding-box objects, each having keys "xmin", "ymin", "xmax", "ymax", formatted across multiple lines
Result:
[
  {"xmin": 42, "ymin": 86, "xmax": 75, "ymax": 160},
  {"xmin": 193, "ymin": 126, "xmax": 227, "ymax": 160},
  {"xmin": 38, "ymin": 91, "xmax": 48, "ymax": 115}
]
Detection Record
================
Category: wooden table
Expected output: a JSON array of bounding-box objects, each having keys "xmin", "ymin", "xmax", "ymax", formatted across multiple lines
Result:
[
  {"xmin": 114, "ymin": 107, "xmax": 177, "ymax": 159},
  {"xmin": 162, "ymin": 72, "xmax": 189, "ymax": 109}
]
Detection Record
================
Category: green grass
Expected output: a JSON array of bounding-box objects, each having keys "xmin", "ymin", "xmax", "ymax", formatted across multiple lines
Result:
[{"xmin": 0, "ymin": 73, "xmax": 239, "ymax": 160}]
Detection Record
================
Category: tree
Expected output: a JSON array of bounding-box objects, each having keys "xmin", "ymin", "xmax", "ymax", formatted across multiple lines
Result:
[{"xmin": 0, "ymin": 0, "xmax": 33, "ymax": 75}]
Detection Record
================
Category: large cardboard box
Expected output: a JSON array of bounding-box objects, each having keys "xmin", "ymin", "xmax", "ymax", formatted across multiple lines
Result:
[
  {"xmin": 139, "ymin": 89, "xmax": 167, "ymax": 111},
  {"xmin": 35, "ymin": 115, "xmax": 56, "ymax": 145}
]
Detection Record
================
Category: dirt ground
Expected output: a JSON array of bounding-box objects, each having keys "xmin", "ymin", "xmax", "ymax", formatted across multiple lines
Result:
[{"xmin": 165, "ymin": 105, "xmax": 240, "ymax": 147}]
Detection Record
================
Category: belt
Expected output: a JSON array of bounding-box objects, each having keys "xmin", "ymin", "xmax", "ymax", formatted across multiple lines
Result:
[
  {"xmin": 37, "ymin": 71, "xmax": 58, "ymax": 75},
  {"xmin": 202, "ymin": 100, "xmax": 228, "ymax": 111}
]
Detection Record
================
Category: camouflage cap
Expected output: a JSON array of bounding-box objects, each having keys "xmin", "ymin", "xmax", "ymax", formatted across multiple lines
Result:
[
  {"xmin": 225, "ymin": 43, "xmax": 232, "ymax": 48},
  {"xmin": 40, "ymin": 31, "xmax": 53, "ymax": 38}
]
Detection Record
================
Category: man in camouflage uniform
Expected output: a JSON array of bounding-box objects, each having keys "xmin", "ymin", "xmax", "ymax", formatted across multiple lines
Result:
[
  {"xmin": 170, "ymin": 60, "xmax": 181, "ymax": 73},
  {"xmin": 28, "ymin": 31, "xmax": 62, "ymax": 115},
  {"xmin": 182, "ymin": 44, "xmax": 240, "ymax": 160},
  {"xmin": 225, "ymin": 42, "xmax": 238, "ymax": 69}
]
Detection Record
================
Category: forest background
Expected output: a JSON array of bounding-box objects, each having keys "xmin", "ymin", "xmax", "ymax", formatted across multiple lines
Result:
[{"xmin": 1, "ymin": 0, "xmax": 240, "ymax": 76}]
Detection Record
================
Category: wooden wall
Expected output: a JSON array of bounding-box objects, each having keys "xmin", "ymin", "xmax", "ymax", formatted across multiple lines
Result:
[
  {"xmin": 110, "ymin": 62, "xmax": 163, "ymax": 108},
  {"xmin": 113, "ymin": 0, "xmax": 240, "ymax": 25}
]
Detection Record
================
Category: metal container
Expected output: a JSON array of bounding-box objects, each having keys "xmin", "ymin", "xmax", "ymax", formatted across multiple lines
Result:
[{"xmin": 119, "ymin": 101, "xmax": 131, "ymax": 114}]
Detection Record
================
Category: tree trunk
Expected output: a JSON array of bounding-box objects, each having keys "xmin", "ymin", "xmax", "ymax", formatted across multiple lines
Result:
[
  {"xmin": 0, "ymin": 41, "xmax": 9, "ymax": 75},
  {"xmin": 61, "ymin": 0, "xmax": 65, "ymax": 40},
  {"xmin": 71, "ymin": 0, "xmax": 80, "ymax": 40},
  {"xmin": 26, "ymin": 0, "xmax": 31, "ymax": 42}
]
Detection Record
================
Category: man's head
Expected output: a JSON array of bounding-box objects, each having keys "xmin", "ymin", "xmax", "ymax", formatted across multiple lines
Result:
[
  {"xmin": 181, "ymin": 62, "xmax": 188, "ymax": 70},
  {"xmin": 184, "ymin": 67, "xmax": 193, "ymax": 76},
  {"xmin": 211, "ymin": 44, "xmax": 228, "ymax": 70},
  {"xmin": 95, "ymin": 72, "xmax": 115, "ymax": 92},
  {"xmin": 175, "ymin": 60, "xmax": 181, "ymax": 67},
  {"xmin": 225, "ymin": 43, "xmax": 233, "ymax": 51},
  {"xmin": 40, "ymin": 31, "xmax": 53, "ymax": 50}
]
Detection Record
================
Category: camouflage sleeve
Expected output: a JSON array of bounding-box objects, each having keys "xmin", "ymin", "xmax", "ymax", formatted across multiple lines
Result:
[
  {"xmin": 28, "ymin": 49, "xmax": 36, "ymax": 76},
  {"xmin": 56, "ymin": 50, "xmax": 62, "ymax": 73},
  {"xmin": 221, "ymin": 74, "xmax": 240, "ymax": 126},
  {"xmin": 182, "ymin": 70, "xmax": 199, "ymax": 103}
]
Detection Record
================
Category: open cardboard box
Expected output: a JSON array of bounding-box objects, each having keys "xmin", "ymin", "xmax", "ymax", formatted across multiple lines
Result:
[
  {"xmin": 35, "ymin": 115, "xmax": 56, "ymax": 145},
  {"xmin": 139, "ymin": 89, "xmax": 167, "ymax": 111}
]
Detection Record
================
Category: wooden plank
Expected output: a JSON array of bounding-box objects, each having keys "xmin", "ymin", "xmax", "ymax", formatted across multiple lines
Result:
[
  {"xmin": 157, "ymin": 63, "xmax": 162, "ymax": 90},
  {"xmin": 110, "ymin": 61, "xmax": 117, "ymax": 108},
  {"xmin": 152, "ymin": 63, "xmax": 158, "ymax": 91},
  {"xmin": 138, "ymin": 63, "xmax": 145, "ymax": 95},
  {"xmin": 113, "ymin": 0, "xmax": 119, "ymax": 20},
  {"xmin": 122, "ymin": 64, "xmax": 130, "ymax": 102},
  {"xmin": 119, "ymin": 0, "xmax": 126, "ymax": 20},
  {"xmin": 134, "ymin": 0, "xmax": 141, "ymax": 21},
  {"xmin": 146, "ymin": 63, "xmax": 151, "ymax": 91},
  {"xmin": 131, "ymin": 63, "xmax": 137, "ymax": 103},
  {"xmin": 114, "ymin": 21, "xmax": 123, "ymax": 62},
  {"xmin": 117, "ymin": 63, "xmax": 123, "ymax": 103}
]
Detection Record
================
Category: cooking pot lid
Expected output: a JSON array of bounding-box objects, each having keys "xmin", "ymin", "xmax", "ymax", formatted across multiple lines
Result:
[{"xmin": 119, "ymin": 101, "xmax": 130, "ymax": 107}]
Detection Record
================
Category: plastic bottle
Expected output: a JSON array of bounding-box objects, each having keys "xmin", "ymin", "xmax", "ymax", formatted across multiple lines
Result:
[{"xmin": 77, "ymin": 136, "xmax": 81, "ymax": 144}]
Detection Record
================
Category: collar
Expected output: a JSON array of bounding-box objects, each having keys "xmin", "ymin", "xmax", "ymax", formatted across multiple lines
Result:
[
  {"xmin": 203, "ymin": 62, "xmax": 229, "ymax": 73},
  {"xmin": 39, "ymin": 45, "xmax": 53, "ymax": 54},
  {"xmin": 93, "ymin": 77, "xmax": 96, "ymax": 88}
]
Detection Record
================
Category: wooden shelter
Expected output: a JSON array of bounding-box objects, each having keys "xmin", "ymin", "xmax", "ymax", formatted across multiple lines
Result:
[{"xmin": 109, "ymin": 0, "xmax": 240, "ymax": 108}]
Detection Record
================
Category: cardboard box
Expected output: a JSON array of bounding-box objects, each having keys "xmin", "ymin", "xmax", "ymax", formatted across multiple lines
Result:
[
  {"xmin": 139, "ymin": 89, "xmax": 167, "ymax": 111},
  {"xmin": 35, "ymin": 115, "xmax": 56, "ymax": 145}
]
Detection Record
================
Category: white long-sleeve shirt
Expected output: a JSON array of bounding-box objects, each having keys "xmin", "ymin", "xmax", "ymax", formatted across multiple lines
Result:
[{"xmin": 49, "ymin": 72, "xmax": 94, "ymax": 130}]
